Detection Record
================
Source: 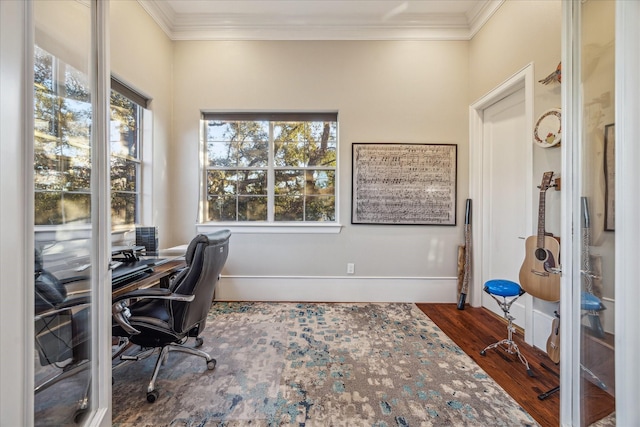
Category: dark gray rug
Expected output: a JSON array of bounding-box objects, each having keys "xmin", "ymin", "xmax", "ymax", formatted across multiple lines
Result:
[{"xmin": 112, "ymin": 302, "xmax": 538, "ymax": 426}]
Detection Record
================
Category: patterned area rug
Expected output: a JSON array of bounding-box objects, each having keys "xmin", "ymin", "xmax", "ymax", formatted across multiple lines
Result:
[{"xmin": 112, "ymin": 302, "xmax": 538, "ymax": 426}]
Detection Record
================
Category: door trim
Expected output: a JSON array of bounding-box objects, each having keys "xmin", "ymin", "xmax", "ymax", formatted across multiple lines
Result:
[{"xmin": 468, "ymin": 63, "xmax": 535, "ymax": 343}]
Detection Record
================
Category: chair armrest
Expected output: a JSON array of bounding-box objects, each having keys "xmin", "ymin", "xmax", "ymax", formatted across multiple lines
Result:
[
  {"xmin": 35, "ymin": 297, "xmax": 91, "ymax": 320},
  {"xmin": 112, "ymin": 289, "xmax": 195, "ymax": 335}
]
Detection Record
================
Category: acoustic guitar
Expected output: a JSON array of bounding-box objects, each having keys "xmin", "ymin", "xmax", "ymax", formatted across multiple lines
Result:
[
  {"xmin": 519, "ymin": 171, "xmax": 561, "ymax": 301},
  {"xmin": 546, "ymin": 311, "xmax": 560, "ymax": 363}
]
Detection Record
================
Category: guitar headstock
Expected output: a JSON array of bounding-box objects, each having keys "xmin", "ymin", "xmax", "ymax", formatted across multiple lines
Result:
[{"xmin": 539, "ymin": 171, "xmax": 554, "ymax": 192}]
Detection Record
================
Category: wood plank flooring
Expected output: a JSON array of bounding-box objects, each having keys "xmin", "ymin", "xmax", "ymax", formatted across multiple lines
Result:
[{"xmin": 416, "ymin": 303, "xmax": 615, "ymax": 427}]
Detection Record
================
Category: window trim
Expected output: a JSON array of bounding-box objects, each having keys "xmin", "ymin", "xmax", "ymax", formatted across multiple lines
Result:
[
  {"xmin": 33, "ymin": 70, "xmax": 151, "ymax": 232},
  {"xmin": 196, "ymin": 222, "xmax": 343, "ymax": 235},
  {"xmin": 200, "ymin": 111, "xmax": 339, "ymax": 227}
]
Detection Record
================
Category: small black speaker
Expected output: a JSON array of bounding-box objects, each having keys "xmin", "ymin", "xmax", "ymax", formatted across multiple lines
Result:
[{"xmin": 135, "ymin": 226, "xmax": 158, "ymax": 254}]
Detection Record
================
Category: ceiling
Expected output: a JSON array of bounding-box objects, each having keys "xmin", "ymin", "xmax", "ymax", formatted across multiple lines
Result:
[{"xmin": 137, "ymin": 0, "xmax": 504, "ymax": 41}]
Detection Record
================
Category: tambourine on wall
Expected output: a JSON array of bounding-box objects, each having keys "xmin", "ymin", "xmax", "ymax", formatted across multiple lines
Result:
[{"xmin": 533, "ymin": 108, "xmax": 562, "ymax": 148}]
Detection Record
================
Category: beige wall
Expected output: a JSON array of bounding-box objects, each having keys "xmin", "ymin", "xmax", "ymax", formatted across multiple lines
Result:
[
  {"xmin": 110, "ymin": 0, "xmax": 173, "ymax": 248},
  {"xmin": 172, "ymin": 40, "xmax": 469, "ymax": 279},
  {"xmin": 110, "ymin": 1, "xmax": 567, "ymax": 295},
  {"xmin": 470, "ymin": 0, "xmax": 562, "ymax": 236}
]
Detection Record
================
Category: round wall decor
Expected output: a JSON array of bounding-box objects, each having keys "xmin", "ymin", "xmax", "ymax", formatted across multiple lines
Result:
[{"xmin": 533, "ymin": 108, "xmax": 561, "ymax": 148}]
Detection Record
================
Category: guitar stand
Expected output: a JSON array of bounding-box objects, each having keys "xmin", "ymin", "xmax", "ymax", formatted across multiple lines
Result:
[
  {"xmin": 538, "ymin": 362, "xmax": 608, "ymax": 400},
  {"xmin": 538, "ymin": 362, "xmax": 559, "ymax": 400}
]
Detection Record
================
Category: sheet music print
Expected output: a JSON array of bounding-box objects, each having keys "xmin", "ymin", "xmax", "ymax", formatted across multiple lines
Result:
[{"xmin": 352, "ymin": 143, "xmax": 457, "ymax": 225}]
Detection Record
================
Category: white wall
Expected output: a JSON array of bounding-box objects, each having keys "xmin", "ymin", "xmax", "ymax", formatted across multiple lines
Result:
[
  {"xmin": 110, "ymin": 0, "xmax": 173, "ymax": 249},
  {"xmin": 170, "ymin": 40, "xmax": 469, "ymax": 300}
]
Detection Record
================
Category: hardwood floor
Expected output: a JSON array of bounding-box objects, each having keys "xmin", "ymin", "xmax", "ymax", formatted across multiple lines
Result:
[{"xmin": 416, "ymin": 303, "xmax": 615, "ymax": 427}]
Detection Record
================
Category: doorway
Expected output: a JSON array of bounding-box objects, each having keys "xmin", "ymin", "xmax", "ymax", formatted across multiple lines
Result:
[{"xmin": 469, "ymin": 64, "xmax": 535, "ymax": 344}]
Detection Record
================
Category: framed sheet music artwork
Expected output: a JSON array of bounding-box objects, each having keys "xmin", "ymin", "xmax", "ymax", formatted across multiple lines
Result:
[{"xmin": 352, "ymin": 143, "xmax": 457, "ymax": 225}]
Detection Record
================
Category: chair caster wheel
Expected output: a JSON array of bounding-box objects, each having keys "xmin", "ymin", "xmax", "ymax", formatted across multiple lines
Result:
[
  {"xmin": 73, "ymin": 409, "xmax": 87, "ymax": 424},
  {"xmin": 207, "ymin": 359, "xmax": 217, "ymax": 370},
  {"xmin": 146, "ymin": 390, "xmax": 159, "ymax": 403},
  {"xmin": 195, "ymin": 337, "xmax": 204, "ymax": 348},
  {"xmin": 480, "ymin": 350, "xmax": 486, "ymax": 356}
]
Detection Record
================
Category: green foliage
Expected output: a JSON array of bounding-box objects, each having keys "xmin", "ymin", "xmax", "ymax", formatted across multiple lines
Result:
[
  {"xmin": 33, "ymin": 46, "xmax": 139, "ymax": 227},
  {"xmin": 205, "ymin": 119, "xmax": 337, "ymax": 222}
]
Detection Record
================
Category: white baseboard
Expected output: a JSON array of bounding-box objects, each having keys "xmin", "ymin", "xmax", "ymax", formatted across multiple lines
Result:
[{"xmin": 214, "ymin": 275, "xmax": 458, "ymax": 303}]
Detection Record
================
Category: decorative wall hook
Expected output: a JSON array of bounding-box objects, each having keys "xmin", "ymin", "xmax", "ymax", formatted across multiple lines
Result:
[{"xmin": 539, "ymin": 62, "xmax": 561, "ymax": 85}]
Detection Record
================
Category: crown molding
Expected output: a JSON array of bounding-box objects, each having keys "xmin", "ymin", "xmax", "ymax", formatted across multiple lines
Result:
[{"xmin": 137, "ymin": 0, "xmax": 504, "ymax": 41}]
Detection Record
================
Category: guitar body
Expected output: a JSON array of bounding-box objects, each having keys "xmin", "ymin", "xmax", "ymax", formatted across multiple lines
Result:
[
  {"xmin": 546, "ymin": 314, "xmax": 560, "ymax": 364},
  {"xmin": 519, "ymin": 235, "xmax": 561, "ymax": 301}
]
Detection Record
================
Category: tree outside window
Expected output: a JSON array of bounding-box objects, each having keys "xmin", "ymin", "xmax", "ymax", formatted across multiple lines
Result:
[
  {"xmin": 34, "ymin": 46, "xmax": 143, "ymax": 228},
  {"xmin": 203, "ymin": 113, "xmax": 337, "ymax": 223}
]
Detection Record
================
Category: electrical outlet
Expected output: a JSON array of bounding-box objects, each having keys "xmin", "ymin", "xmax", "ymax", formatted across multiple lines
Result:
[{"xmin": 347, "ymin": 263, "xmax": 355, "ymax": 274}]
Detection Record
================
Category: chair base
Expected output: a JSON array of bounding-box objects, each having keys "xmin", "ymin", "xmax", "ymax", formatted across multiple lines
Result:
[
  {"xmin": 480, "ymin": 337, "xmax": 534, "ymax": 377},
  {"xmin": 114, "ymin": 338, "xmax": 216, "ymax": 403}
]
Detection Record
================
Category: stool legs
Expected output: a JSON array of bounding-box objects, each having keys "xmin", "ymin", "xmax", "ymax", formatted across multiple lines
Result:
[
  {"xmin": 480, "ymin": 312, "xmax": 534, "ymax": 377},
  {"xmin": 480, "ymin": 285, "xmax": 534, "ymax": 377}
]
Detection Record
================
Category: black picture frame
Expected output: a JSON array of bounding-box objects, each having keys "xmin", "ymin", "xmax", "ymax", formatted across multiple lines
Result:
[
  {"xmin": 604, "ymin": 123, "xmax": 615, "ymax": 231},
  {"xmin": 351, "ymin": 143, "xmax": 457, "ymax": 225}
]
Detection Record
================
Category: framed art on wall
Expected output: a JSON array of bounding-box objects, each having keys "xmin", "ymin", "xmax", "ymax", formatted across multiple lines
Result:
[
  {"xmin": 351, "ymin": 143, "xmax": 457, "ymax": 225},
  {"xmin": 604, "ymin": 123, "xmax": 615, "ymax": 231}
]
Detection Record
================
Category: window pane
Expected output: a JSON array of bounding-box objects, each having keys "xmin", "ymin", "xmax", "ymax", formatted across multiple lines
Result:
[
  {"xmin": 208, "ymin": 141, "xmax": 236, "ymax": 167},
  {"xmin": 237, "ymin": 170, "xmax": 267, "ymax": 195},
  {"xmin": 306, "ymin": 196, "xmax": 336, "ymax": 221},
  {"xmin": 111, "ymin": 192, "xmax": 137, "ymax": 226},
  {"xmin": 238, "ymin": 196, "xmax": 267, "ymax": 221},
  {"xmin": 275, "ymin": 195, "xmax": 304, "ymax": 221},
  {"xmin": 207, "ymin": 170, "xmax": 237, "ymax": 196},
  {"xmin": 307, "ymin": 121, "xmax": 337, "ymax": 143},
  {"xmin": 308, "ymin": 139, "xmax": 336, "ymax": 167},
  {"xmin": 206, "ymin": 120, "xmax": 269, "ymax": 168},
  {"xmin": 274, "ymin": 122, "xmax": 307, "ymax": 167},
  {"xmin": 110, "ymin": 158, "xmax": 138, "ymax": 192},
  {"xmin": 34, "ymin": 192, "xmax": 63, "ymax": 225},
  {"xmin": 203, "ymin": 114, "xmax": 337, "ymax": 223},
  {"xmin": 208, "ymin": 196, "xmax": 237, "ymax": 221},
  {"xmin": 238, "ymin": 137, "xmax": 268, "ymax": 168},
  {"xmin": 305, "ymin": 170, "xmax": 335, "ymax": 195},
  {"xmin": 110, "ymin": 92, "xmax": 139, "ymax": 159},
  {"xmin": 275, "ymin": 170, "xmax": 304, "ymax": 195}
]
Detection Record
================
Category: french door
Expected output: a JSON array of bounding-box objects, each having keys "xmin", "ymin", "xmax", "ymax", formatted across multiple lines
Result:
[{"xmin": 32, "ymin": 0, "xmax": 111, "ymax": 425}]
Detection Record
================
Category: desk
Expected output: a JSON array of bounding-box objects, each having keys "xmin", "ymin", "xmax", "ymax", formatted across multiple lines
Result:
[{"xmin": 112, "ymin": 258, "xmax": 186, "ymax": 298}]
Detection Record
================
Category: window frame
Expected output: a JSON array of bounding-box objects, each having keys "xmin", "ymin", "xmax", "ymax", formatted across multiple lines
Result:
[
  {"xmin": 32, "ymin": 52, "xmax": 150, "ymax": 235},
  {"xmin": 198, "ymin": 112, "xmax": 342, "ymax": 234}
]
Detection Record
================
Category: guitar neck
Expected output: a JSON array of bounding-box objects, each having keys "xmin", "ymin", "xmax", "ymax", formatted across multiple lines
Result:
[{"xmin": 537, "ymin": 189, "xmax": 547, "ymax": 248}]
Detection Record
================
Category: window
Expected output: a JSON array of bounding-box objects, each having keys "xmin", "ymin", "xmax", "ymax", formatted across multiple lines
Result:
[
  {"xmin": 33, "ymin": 45, "xmax": 146, "ymax": 228},
  {"xmin": 110, "ymin": 79, "xmax": 148, "ymax": 227},
  {"xmin": 202, "ymin": 113, "xmax": 337, "ymax": 223}
]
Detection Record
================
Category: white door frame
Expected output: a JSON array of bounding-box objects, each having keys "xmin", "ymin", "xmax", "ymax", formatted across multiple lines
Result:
[
  {"xmin": 613, "ymin": 1, "xmax": 640, "ymax": 424},
  {"xmin": 468, "ymin": 63, "xmax": 535, "ymax": 343}
]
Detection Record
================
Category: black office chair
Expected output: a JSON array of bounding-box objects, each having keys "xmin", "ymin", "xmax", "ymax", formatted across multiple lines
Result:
[
  {"xmin": 112, "ymin": 230, "xmax": 231, "ymax": 403},
  {"xmin": 34, "ymin": 249, "xmax": 92, "ymax": 422}
]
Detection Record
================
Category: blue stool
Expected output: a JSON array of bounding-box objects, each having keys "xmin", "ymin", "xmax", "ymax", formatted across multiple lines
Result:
[
  {"xmin": 582, "ymin": 291, "xmax": 606, "ymax": 338},
  {"xmin": 480, "ymin": 279, "xmax": 534, "ymax": 377}
]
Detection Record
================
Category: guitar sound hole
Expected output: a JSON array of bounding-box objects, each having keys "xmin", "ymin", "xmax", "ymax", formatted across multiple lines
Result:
[{"xmin": 535, "ymin": 248, "xmax": 548, "ymax": 262}]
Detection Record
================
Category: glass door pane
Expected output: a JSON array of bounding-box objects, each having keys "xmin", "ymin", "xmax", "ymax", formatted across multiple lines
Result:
[
  {"xmin": 33, "ymin": 1, "xmax": 97, "ymax": 424},
  {"xmin": 579, "ymin": 1, "xmax": 616, "ymax": 424}
]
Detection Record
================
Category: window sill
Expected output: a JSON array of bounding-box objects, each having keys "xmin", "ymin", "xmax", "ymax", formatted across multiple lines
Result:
[{"xmin": 196, "ymin": 222, "xmax": 343, "ymax": 234}]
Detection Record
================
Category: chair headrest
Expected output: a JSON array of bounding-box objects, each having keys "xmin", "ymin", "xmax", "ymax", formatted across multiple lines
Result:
[
  {"xmin": 205, "ymin": 229, "xmax": 231, "ymax": 245},
  {"xmin": 184, "ymin": 234, "xmax": 209, "ymax": 265},
  {"xmin": 184, "ymin": 230, "xmax": 231, "ymax": 264}
]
